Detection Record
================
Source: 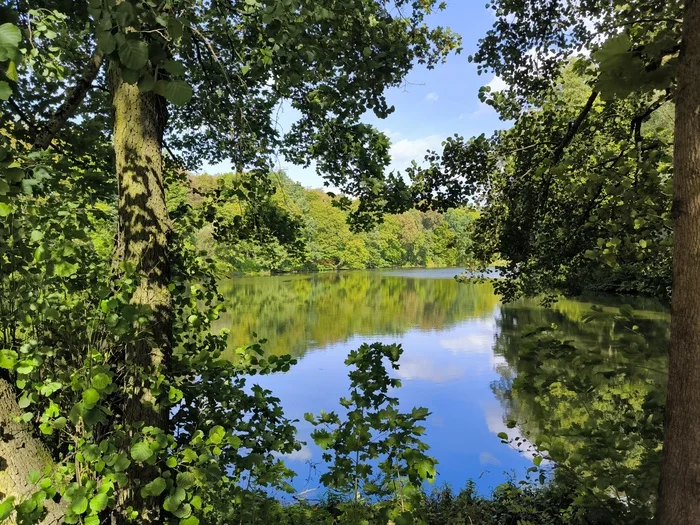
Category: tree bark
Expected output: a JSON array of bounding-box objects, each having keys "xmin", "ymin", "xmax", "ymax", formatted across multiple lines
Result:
[
  {"xmin": 0, "ymin": 378, "xmax": 65, "ymax": 524},
  {"xmin": 109, "ymin": 64, "xmax": 172, "ymax": 524},
  {"xmin": 657, "ymin": 0, "xmax": 700, "ymax": 522}
]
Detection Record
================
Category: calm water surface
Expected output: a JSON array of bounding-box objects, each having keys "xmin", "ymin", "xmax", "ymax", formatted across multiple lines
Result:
[{"xmin": 215, "ymin": 268, "xmax": 670, "ymax": 495}]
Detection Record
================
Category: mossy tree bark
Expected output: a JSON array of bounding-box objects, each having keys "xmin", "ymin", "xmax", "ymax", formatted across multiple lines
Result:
[
  {"xmin": 0, "ymin": 378, "xmax": 65, "ymax": 524},
  {"xmin": 109, "ymin": 65, "xmax": 172, "ymax": 524},
  {"xmin": 657, "ymin": 1, "xmax": 700, "ymax": 522}
]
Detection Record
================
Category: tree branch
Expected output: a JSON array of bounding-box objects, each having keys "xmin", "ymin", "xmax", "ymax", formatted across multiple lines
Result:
[
  {"xmin": 32, "ymin": 48, "xmax": 104, "ymax": 150},
  {"xmin": 8, "ymin": 98, "xmax": 37, "ymax": 134},
  {"xmin": 552, "ymin": 91, "xmax": 599, "ymax": 164}
]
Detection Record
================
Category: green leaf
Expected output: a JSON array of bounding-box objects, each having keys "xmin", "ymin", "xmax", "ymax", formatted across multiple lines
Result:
[
  {"xmin": 173, "ymin": 503, "xmax": 192, "ymax": 519},
  {"xmin": 82, "ymin": 388, "xmax": 100, "ymax": 406},
  {"xmin": 89, "ymin": 493, "xmax": 109, "ymax": 512},
  {"xmin": 180, "ymin": 517, "xmax": 199, "ymax": 525},
  {"xmin": 208, "ymin": 425, "xmax": 225, "ymax": 445},
  {"xmin": 113, "ymin": 454, "xmax": 131, "ymax": 472},
  {"xmin": 0, "ymin": 81, "xmax": 12, "ymax": 101},
  {"xmin": 85, "ymin": 516, "xmax": 100, "ymax": 525},
  {"xmin": 166, "ymin": 456, "xmax": 178, "ymax": 468},
  {"xmin": 163, "ymin": 60, "xmax": 186, "ymax": 76},
  {"xmin": 97, "ymin": 30, "xmax": 116, "ymax": 54},
  {"xmin": 141, "ymin": 477, "xmax": 167, "ymax": 497},
  {"xmin": 0, "ymin": 349, "xmax": 17, "ymax": 369},
  {"xmin": 130, "ymin": 441, "xmax": 154, "ymax": 462},
  {"xmin": 69, "ymin": 495, "xmax": 88, "ymax": 515},
  {"xmin": 164, "ymin": 80, "xmax": 193, "ymax": 106},
  {"xmin": 533, "ymin": 455, "xmax": 543, "ymax": 467},
  {"xmin": 0, "ymin": 497, "xmax": 15, "ymax": 521},
  {"xmin": 118, "ymin": 39, "xmax": 149, "ymax": 70},
  {"xmin": 176, "ymin": 472, "xmax": 195, "ymax": 489},
  {"xmin": 497, "ymin": 432, "xmax": 508, "ymax": 440},
  {"xmin": 163, "ymin": 487, "xmax": 186, "ymax": 512},
  {"xmin": 0, "ymin": 201, "xmax": 12, "ymax": 216},
  {"xmin": 121, "ymin": 68, "xmax": 140, "ymax": 84},
  {"xmin": 0, "ymin": 23, "xmax": 21, "ymax": 46},
  {"xmin": 54, "ymin": 261, "xmax": 79, "ymax": 278},
  {"xmin": 92, "ymin": 373, "xmax": 112, "ymax": 390},
  {"xmin": 138, "ymin": 73, "xmax": 155, "ymax": 92},
  {"xmin": 3, "ymin": 61, "xmax": 16, "ymax": 82}
]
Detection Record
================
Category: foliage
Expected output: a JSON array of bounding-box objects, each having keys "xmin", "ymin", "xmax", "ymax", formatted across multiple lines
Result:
[
  {"xmin": 401, "ymin": 0, "xmax": 681, "ymax": 301},
  {"xmin": 410, "ymin": 66, "xmax": 674, "ymax": 301},
  {"xmin": 187, "ymin": 172, "xmax": 480, "ymax": 274},
  {"xmin": 306, "ymin": 342, "xmax": 437, "ymax": 525},
  {"xmin": 0, "ymin": 0, "xmax": 463, "ymax": 521}
]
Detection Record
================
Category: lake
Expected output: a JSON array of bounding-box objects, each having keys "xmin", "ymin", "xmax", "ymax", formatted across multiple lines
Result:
[{"xmin": 215, "ymin": 268, "xmax": 670, "ymax": 499}]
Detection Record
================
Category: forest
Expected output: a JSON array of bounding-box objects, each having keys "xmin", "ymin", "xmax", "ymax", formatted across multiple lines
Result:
[
  {"xmin": 0, "ymin": 0, "xmax": 696, "ymax": 524},
  {"xmin": 188, "ymin": 172, "xmax": 478, "ymax": 273}
]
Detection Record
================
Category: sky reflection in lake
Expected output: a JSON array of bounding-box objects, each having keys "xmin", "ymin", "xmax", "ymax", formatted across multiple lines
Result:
[{"xmin": 217, "ymin": 268, "xmax": 669, "ymax": 496}]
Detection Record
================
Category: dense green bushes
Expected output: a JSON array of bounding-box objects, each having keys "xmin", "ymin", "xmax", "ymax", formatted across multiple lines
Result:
[{"xmin": 220, "ymin": 477, "xmax": 624, "ymax": 525}]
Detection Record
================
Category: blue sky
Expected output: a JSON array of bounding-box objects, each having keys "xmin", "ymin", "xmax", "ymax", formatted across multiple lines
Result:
[{"xmin": 203, "ymin": 2, "xmax": 507, "ymax": 188}]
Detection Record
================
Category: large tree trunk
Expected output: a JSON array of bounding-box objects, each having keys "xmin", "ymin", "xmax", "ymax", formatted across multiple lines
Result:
[
  {"xmin": 657, "ymin": 1, "xmax": 700, "ymax": 522},
  {"xmin": 109, "ymin": 65, "xmax": 172, "ymax": 524},
  {"xmin": 0, "ymin": 378, "xmax": 65, "ymax": 524}
]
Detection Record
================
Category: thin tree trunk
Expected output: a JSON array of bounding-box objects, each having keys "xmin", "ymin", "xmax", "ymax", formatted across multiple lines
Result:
[
  {"xmin": 0, "ymin": 378, "xmax": 65, "ymax": 524},
  {"xmin": 109, "ymin": 64, "xmax": 172, "ymax": 524},
  {"xmin": 657, "ymin": 0, "xmax": 700, "ymax": 522}
]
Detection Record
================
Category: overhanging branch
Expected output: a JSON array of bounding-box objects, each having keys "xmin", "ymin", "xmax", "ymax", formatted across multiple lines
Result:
[{"xmin": 32, "ymin": 48, "xmax": 104, "ymax": 150}]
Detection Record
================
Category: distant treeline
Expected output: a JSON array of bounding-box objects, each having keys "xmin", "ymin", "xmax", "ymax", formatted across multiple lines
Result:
[{"xmin": 186, "ymin": 172, "xmax": 479, "ymax": 274}]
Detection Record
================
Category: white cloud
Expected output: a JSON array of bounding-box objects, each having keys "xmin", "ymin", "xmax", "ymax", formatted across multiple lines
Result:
[
  {"xmin": 381, "ymin": 128, "xmax": 403, "ymax": 140},
  {"xmin": 480, "ymin": 451, "xmax": 502, "ymax": 466},
  {"xmin": 396, "ymin": 358, "xmax": 464, "ymax": 383},
  {"xmin": 425, "ymin": 92, "xmax": 439, "ymax": 102},
  {"xmin": 388, "ymin": 134, "xmax": 444, "ymax": 172},
  {"xmin": 274, "ymin": 445, "xmax": 313, "ymax": 462},
  {"xmin": 439, "ymin": 333, "xmax": 494, "ymax": 353},
  {"xmin": 486, "ymin": 75, "xmax": 508, "ymax": 92},
  {"xmin": 482, "ymin": 402, "xmax": 548, "ymax": 462}
]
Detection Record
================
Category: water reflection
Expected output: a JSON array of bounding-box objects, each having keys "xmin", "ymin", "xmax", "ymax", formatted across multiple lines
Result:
[
  {"xmin": 217, "ymin": 269, "xmax": 669, "ymax": 498},
  {"xmin": 215, "ymin": 269, "xmax": 499, "ymax": 357},
  {"xmin": 491, "ymin": 297, "xmax": 668, "ymax": 518}
]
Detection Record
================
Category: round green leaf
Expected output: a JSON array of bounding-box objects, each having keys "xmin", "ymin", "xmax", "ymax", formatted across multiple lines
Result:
[
  {"xmin": 164, "ymin": 80, "xmax": 193, "ymax": 106},
  {"xmin": 69, "ymin": 495, "xmax": 88, "ymax": 515},
  {"xmin": 130, "ymin": 441, "xmax": 154, "ymax": 462},
  {"xmin": 163, "ymin": 487, "xmax": 186, "ymax": 512},
  {"xmin": 176, "ymin": 472, "xmax": 195, "ymax": 489},
  {"xmin": 97, "ymin": 30, "xmax": 116, "ymax": 54},
  {"xmin": 0, "ymin": 81, "xmax": 12, "ymax": 101},
  {"xmin": 89, "ymin": 493, "xmax": 109, "ymax": 513},
  {"xmin": 163, "ymin": 60, "xmax": 186, "ymax": 76},
  {"xmin": 0, "ymin": 23, "xmax": 21, "ymax": 46},
  {"xmin": 118, "ymin": 39, "xmax": 149, "ymax": 70},
  {"xmin": 141, "ymin": 477, "xmax": 167, "ymax": 497},
  {"xmin": 92, "ymin": 373, "xmax": 112, "ymax": 390},
  {"xmin": 82, "ymin": 388, "xmax": 100, "ymax": 406}
]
